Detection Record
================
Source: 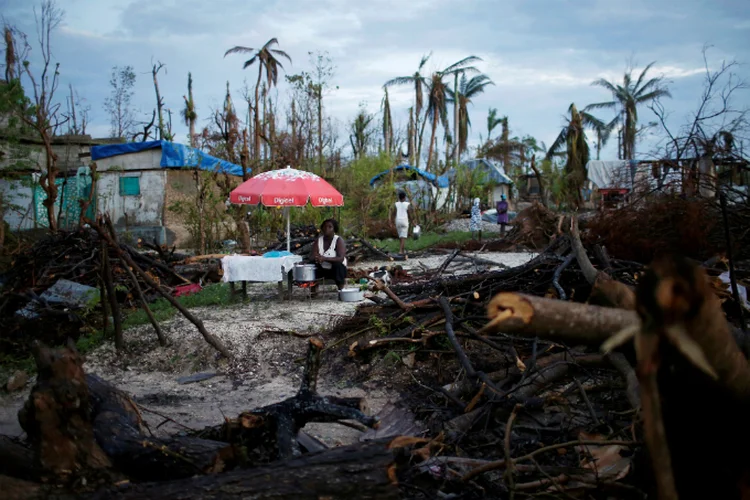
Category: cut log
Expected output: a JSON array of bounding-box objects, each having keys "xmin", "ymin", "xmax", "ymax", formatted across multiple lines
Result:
[
  {"xmin": 88, "ymin": 440, "xmax": 402, "ymax": 500},
  {"xmin": 483, "ymin": 292, "xmax": 639, "ymax": 345}
]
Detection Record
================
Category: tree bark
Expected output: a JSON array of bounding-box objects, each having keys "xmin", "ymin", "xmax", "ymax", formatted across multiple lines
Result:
[
  {"xmin": 152, "ymin": 63, "xmax": 166, "ymax": 140},
  {"xmin": 635, "ymin": 257, "xmax": 750, "ymax": 500},
  {"xmin": 453, "ymin": 72, "xmax": 459, "ymax": 167},
  {"xmin": 483, "ymin": 292, "xmax": 639, "ymax": 345}
]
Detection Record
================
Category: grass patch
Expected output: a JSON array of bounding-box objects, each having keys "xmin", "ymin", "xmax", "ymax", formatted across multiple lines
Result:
[
  {"xmin": 74, "ymin": 283, "xmax": 235, "ymax": 355},
  {"xmin": 372, "ymin": 231, "xmax": 473, "ymax": 253},
  {"xmin": 121, "ymin": 282, "xmax": 233, "ymax": 330},
  {"xmin": 76, "ymin": 329, "xmax": 106, "ymax": 355}
]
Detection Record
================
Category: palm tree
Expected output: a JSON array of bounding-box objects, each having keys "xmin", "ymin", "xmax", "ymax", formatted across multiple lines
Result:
[
  {"xmin": 590, "ymin": 115, "xmax": 619, "ymax": 160},
  {"xmin": 181, "ymin": 72, "xmax": 197, "ymax": 147},
  {"xmin": 546, "ymin": 103, "xmax": 602, "ymax": 208},
  {"xmin": 486, "ymin": 107, "xmax": 503, "ymax": 141},
  {"xmin": 424, "ymin": 56, "xmax": 481, "ymax": 171},
  {"xmin": 225, "ymin": 38, "xmax": 292, "ymax": 166},
  {"xmin": 349, "ymin": 106, "xmax": 375, "ymax": 159},
  {"xmin": 381, "ymin": 88, "xmax": 393, "ymax": 155},
  {"xmin": 384, "ymin": 53, "xmax": 431, "ymax": 166},
  {"xmin": 424, "ymin": 71, "xmax": 450, "ymax": 171},
  {"xmin": 586, "ymin": 62, "xmax": 671, "ymax": 160},
  {"xmin": 444, "ymin": 57, "xmax": 482, "ymax": 167},
  {"xmin": 447, "ymin": 74, "xmax": 494, "ymax": 159}
]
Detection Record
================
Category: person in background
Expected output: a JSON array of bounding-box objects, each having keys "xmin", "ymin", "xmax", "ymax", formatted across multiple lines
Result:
[
  {"xmin": 469, "ymin": 197, "xmax": 483, "ymax": 240},
  {"xmin": 391, "ymin": 191, "xmax": 413, "ymax": 258},
  {"xmin": 311, "ymin": 218, "xmax": 347, "ymax": 291},
  {"xmin": 496, "ymin": 194, "xmax": 509, "ymax": 236}
]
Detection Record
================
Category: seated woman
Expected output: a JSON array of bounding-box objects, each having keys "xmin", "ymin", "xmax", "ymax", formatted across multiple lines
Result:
[{"xmin": 311, "ymin": 218, "xmax": 347, "ymax": 290}]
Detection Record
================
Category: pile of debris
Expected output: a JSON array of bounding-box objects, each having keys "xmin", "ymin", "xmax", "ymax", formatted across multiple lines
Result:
[
  {"xmin": 503, "ymin": 202, "xmax": 561, "ymax": 250},
  {"xmin": 2, "ymin": 206, "xmax": 749, "ymax": 498},
  {"xmin": 586, "ymin": 194, "xmax": 750, "ymax": 263},
  {"xmin": 0, "ymin": 217, "xmax": 230, "ymax": 359}
]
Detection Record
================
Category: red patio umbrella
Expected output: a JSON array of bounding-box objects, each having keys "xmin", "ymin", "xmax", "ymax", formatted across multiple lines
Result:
[{"xmin": 230, "ymin": 166, "xmax": 344, "ymax": 251}]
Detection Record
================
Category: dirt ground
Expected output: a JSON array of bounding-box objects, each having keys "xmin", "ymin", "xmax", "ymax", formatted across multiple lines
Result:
[{"xmin": 0, "ymin": 251, "xmax": 536, "ymax": 446}]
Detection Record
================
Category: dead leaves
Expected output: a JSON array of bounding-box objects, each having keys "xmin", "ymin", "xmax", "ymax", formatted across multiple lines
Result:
[{"xmin": 575, "ymin": 432, "xmax": 632, "ymax": 482}]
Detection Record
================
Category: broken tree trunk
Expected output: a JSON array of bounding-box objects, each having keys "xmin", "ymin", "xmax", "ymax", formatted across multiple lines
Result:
[
  {"xmin": 88, "ymin": 440, "xmax": 403, "ymax": 500},
  {"xmin": 17, "ymin": 341, "xmax": 113, "ymax": 484},
  {"xmin": 483, "ymin": 292, "xmax": 639, "ymax": 345},
  {"xmin": 85, "ymin": 374, "xmax": 233, "ymax": 481},
  {"xmin": 14, "ymin": 342, "xmax": 237, "ymax": 484}
]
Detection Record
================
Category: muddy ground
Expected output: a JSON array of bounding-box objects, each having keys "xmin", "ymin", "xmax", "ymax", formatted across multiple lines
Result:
[{"xmin": 0, "ymin": 251, "xmax": 536, "ymax": 446}]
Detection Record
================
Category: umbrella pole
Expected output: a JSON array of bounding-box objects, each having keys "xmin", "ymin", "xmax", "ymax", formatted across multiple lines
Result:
[{"xmin": 286, "ymin": 207, "xmax": 291, "ymax": 253}]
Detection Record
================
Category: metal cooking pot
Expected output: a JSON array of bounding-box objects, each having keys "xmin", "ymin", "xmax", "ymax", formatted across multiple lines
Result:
[
  {"xmin": 293, "ymin": 263, "xmax": 317, "ymax": 282},
  {"xmin": 339, "ymin": 287, "xmax": 364, "ymax": 302}
]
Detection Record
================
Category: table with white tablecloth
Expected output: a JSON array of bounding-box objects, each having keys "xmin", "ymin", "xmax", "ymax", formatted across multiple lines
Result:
[{"xmin": 221, "ymin": 254, "xmax": 303, "ymax": 299}]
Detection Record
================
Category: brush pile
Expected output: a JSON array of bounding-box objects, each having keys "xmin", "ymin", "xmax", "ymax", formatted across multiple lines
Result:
[
  {"xmin": 0, "ymin": 227, "xmax": 195, "ymax": 356},
  {"xmin": 0, "ymin": 217, "xmax": 235, "ymax": 360},
  {"xmin": 586, "ymin": 195, "xmax": 750, "ymax": 262}
]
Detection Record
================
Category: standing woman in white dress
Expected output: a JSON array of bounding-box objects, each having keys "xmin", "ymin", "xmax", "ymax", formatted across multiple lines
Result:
[{"xmin": 392, "ymin": 191, "xmax": 413, "ymax": 257}]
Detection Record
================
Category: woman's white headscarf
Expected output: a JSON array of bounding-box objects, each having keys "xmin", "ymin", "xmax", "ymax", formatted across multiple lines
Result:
[{"xmin": 473, "ymin": 197, "xmax": 480, "ymax": 205}]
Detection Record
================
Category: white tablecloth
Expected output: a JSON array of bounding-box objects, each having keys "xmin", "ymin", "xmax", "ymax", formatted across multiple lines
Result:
[{"xmin": 221, "ymin": 255, "xmax": 303, "ymax": 283}]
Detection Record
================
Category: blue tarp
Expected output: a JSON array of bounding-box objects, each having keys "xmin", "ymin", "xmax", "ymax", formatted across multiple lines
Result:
[
  {"xmin": 91, "ymin": 140, "xmax": 246, "ymax": 177},
  {"xmin": 462, "ymin": 159, "xmax": 513, "ymax": 185},
  {"xmin": 369, "ymin": 164, "xmax": 451, "ymax": 188}
]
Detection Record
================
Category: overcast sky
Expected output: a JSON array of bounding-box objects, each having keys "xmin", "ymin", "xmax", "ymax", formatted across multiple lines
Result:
[{"xmin": 2, "ymin": 0, "xmax": 749, "ymax": 162}]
